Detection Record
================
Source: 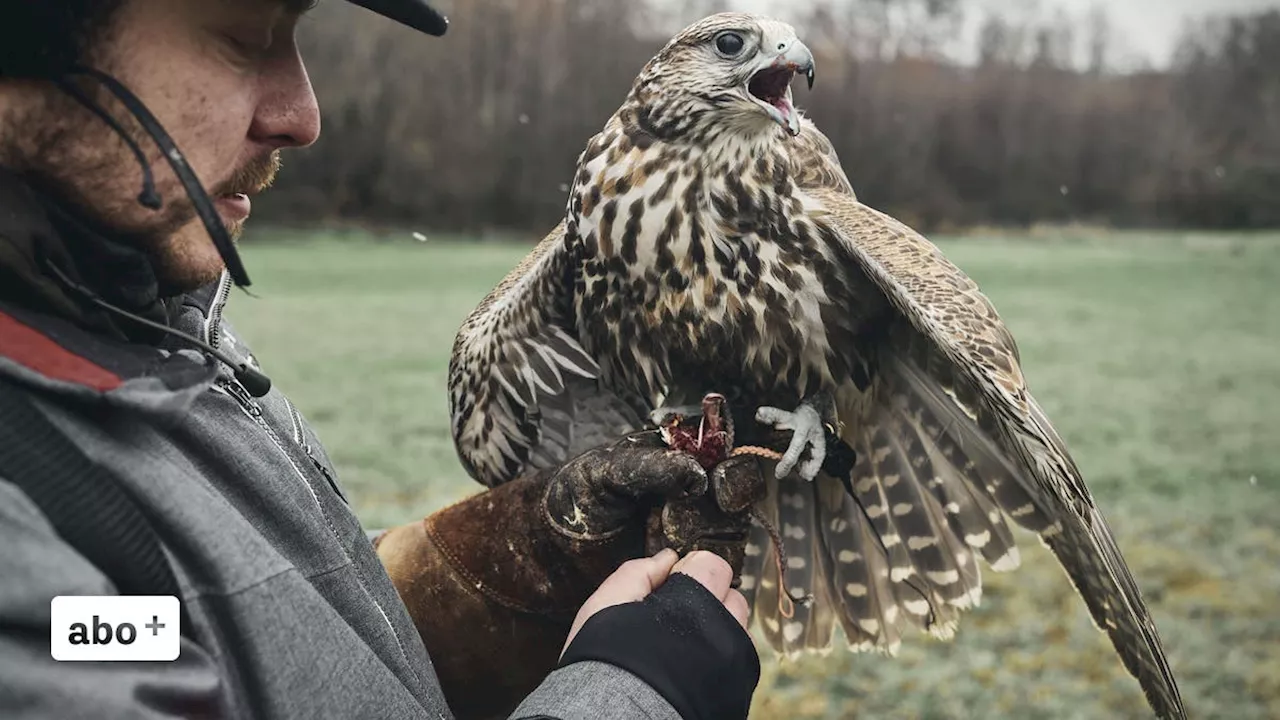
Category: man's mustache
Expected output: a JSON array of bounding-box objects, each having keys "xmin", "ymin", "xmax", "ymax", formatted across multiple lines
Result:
[{"xmin": 212, "ymin": 152, "xmax": 281, "ymax": 197}]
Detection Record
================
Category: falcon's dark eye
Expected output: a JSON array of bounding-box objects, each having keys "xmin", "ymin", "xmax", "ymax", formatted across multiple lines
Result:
[{"xmin": 715, "ymin": 32, "xmax": 745, "ymax": 57}]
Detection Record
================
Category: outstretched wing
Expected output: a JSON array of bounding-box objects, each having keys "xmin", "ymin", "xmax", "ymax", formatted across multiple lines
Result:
[
  {"xmin": 767, "ymin": 122, "xmax": 1185, "ymax": 718},
  {"xmin": 448, "ymin": 221, "xmax": 645, "ymax": 487}
]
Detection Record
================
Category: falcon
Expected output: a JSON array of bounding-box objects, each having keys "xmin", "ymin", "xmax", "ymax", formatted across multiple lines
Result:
[{"xmin": 447, "ymin": 12, "xmax": 1185, "ymax": 719}]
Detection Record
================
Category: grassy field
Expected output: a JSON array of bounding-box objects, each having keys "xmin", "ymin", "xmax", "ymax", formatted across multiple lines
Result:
[{"xmin": 228, "ymin": 227, "xmax": 1280, "ymax": 720}]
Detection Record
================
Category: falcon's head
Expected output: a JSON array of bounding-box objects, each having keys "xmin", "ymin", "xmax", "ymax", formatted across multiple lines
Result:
[{"xmin": 624, "ymin": 12, "xmax": 815, "ymax": 143}]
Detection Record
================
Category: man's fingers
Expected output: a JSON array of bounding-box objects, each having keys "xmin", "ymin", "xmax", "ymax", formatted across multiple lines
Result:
[
  {"xmin": 564, "ymin": 550, "xmax": 752, "ymax": 662},
  {"xmin": 723, "ymin": 589, "xmax": 750, "ymax": 629},
  {"xmin": 674, "ymin": 553, "xmax": 751, "ymax": 628},
  {"xmin": 639, "ymin": 547, "xmax": 681, "ymax": 589},
  {"xmin": 563, "ymin": 548, "xmax": 680, "ymax": 656},
  {"xmin": 671, "ymin": 550, "xmax": 735, "ymax": 601},
  {"xmin": 596, "ymin": 548, "xmax": 680, "ymax": 603}
]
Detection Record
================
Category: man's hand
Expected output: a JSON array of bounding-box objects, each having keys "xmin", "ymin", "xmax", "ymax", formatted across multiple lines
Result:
[
  {"xmin": 563, "ymin": 549, "xmax": 750, "ymax": 656},
  {"xmin": 556, "ymin": 548, "xmax": 761, "ymax": 720}
]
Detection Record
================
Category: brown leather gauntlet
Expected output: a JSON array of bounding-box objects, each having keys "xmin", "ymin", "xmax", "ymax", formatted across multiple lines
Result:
[{"xmin": 374, "ymin": 433, "xmax": 708, "ymax": 720}]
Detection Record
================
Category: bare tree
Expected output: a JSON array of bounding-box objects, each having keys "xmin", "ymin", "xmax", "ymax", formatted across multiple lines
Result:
[{"xmin": 253, "ymin": 0, "xmax": 1280, "ymax": 233}]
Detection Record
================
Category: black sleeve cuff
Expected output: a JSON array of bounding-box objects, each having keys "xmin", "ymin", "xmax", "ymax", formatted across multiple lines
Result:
[{"xmin": 557, "ymin": 572, "xmax": 761, "ymax": 720}]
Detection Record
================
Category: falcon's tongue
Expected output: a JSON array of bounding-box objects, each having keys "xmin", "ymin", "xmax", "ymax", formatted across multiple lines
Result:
[{"xmin": 749, "ymin": 67, "xmax": 800, "ymax": 137}]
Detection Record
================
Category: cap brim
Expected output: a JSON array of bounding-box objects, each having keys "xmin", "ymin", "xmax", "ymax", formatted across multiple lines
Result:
[{"xmin": 345, "ymin": 0, "xmax": 448, "ymax": 36}]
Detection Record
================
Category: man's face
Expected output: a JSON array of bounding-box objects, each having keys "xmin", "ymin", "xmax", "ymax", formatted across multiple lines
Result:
[{"xmin": 5, "ymin": 0, "xmax": 321, "ymax": 292}]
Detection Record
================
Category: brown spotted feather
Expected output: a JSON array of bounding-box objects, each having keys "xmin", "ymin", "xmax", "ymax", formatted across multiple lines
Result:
[{"xmin": 448, "ymin": 221, "xmax": 646, "ymax": 486}]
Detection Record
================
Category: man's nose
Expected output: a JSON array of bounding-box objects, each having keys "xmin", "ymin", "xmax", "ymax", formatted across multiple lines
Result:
[{"xmin": 249, "ymin": 49, "xmax": 321, "ymax": 150}]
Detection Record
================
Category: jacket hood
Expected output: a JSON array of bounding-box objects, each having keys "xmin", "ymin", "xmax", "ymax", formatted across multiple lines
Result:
[
  {"xmin": 0, "ymin": 166, "xmax": 240, "ymax": 418},
  {"xmin": 0, "ymin": 167, "xmax": 174, "ymax": 341}
]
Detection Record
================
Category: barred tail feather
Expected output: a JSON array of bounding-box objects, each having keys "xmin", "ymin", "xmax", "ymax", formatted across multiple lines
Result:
[
  {"xmin": 817, "ymin": 476, "xmax": 905, "ymax": 654},
  {"xmin": 744, "ymin": 374, "xmax": 1027, "ymax": 655},
  {"xmin": 906, "ymin": 403, "xmax": 1022, "ymax": 571},
  {"xmin": 778, "ymin": 477, "xmax": 839, "ymax": 656},
  {"xmin": 877, "ymin": 411, "xmax": 984, "ymax": 621},
  {"xmin": 746, "ymin": 479, "xmax": 809, "ymax": 654},
  {"xmin": 838, "ymin": 413, "xmax": 985, "ymax": 642},
  {"xmin": 740, "ymin": 478, "xmax": 840, "ymax": 657},
  {"xmin": 749, "ymin": 485, "xmax": 786, "ymax": 650},
  {"xmin": 738, "ymin": 523, "xmax": 766, "ymax": 610},
  {"xmin": 847, "ymin": 424, "xmax": 942, "ymax": 636},
  {"xmin": 777, "ymin": 356, "xmax": 1047, "ymax": 654},
  {"xmin": 741, "ymin": 348, "xmax": 1160, "ymax": 671}
]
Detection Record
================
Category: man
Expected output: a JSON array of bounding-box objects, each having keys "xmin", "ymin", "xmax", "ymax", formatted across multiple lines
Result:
[{"xmin": 0, "ymin": 1, "xmax": 760, "ymax": 719}]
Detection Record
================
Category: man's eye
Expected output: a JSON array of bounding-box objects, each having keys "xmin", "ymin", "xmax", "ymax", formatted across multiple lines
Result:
[
  {"xmin": 221, "ymin": 31, "xmax": 270, "ymax": 59},
  {"xmin": 715, "ymin": 32, "xmax": 745, "ymax": 57}
]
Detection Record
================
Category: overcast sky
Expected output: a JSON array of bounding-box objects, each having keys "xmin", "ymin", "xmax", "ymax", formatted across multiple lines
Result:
[
  {"xmin": 711, "ymin": 0, "xmax": 1279, "ymax": 68},
  {"xmin": 964, "ymin": 0, "xmax": 1280, "ymax": 67}
]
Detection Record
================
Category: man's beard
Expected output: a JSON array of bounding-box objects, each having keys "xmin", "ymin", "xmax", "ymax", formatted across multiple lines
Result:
[
  {"xmin": 212, "ymin": 150, "xmax": 282, "ymax": 240},
  {"xmin": 148, "ymin": 150, "xmax": 281, "ymax": 294},
  {"xmin": 3, "ymin": 84, "xmax": 281, "ymax": 292}
]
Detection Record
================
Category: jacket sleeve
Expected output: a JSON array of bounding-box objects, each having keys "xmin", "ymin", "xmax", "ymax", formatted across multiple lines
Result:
[
  {"xmin": 0, "ymin": 478, "xmax": 226, "ymax": 719},
  {"xmin": 507, "ymin": 661, "xmax": 679, "ymax": 720}
]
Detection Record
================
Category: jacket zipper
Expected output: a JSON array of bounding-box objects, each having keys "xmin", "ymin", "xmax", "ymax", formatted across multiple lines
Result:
[
  {"xmin": 204, "ymin": 276, "xmax": 348, "ymax": 502},
  {"xmin": 206, "ymin": 272, "xmax": 442, "ymax": 713},
  {"xmin": 206, "ymin": 272, "xmax": 233, "ymax": 350},
  {"xmin": 216, "ymin": 378, "xmax": 347, "ymax": 503},
  {"xmin": 205, "ymin": 275, "xmax": 444, "ymax": 714},
  {"xmin": 283, "ymin": 397, "xmax": 348, "ymax": 504},
  {"xmin": 310, "ymin": 450, "xmax": 347, "ymax": 502},
  {"xmin": 215, "ymin": 376, "xmax": 430, "ymax": 700}
]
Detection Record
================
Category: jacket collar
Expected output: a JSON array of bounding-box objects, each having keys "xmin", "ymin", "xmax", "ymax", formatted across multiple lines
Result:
[
  {"xmin": 0, "ymin": 165, "xmax": 179, "ymax": 342},
  {"xmin": 0, "ymin": 166, "xmax": 232, "ymax": 413}
]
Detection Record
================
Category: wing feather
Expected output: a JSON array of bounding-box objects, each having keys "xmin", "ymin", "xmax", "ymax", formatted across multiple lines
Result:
[
  {"xmin": 448, "ymin": 221, "xmax": 645, "ymax": 486},
  {"xmin": 779, "ymin": 120, "xmax": 1184, "ymax": 719}
]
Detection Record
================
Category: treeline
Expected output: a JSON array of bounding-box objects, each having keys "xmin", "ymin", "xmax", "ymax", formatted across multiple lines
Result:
[{"xmin": 254, "ymin": 0, "xmax": 1280, "ymax": 233}]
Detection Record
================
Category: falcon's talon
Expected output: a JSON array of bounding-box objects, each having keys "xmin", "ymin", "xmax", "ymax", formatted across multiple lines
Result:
[{"xmin": 755, "ymin": 401, "xmax": 827, "ymax": 481}]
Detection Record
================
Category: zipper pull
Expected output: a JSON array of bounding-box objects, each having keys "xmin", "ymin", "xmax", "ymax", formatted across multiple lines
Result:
[
  {"xmin": 312, "ymin": 458, "xmax": 348, "ymax": 503},
  {"xmin": 220, "ymin": 378, "xmax": 262, "ymax": 416}
]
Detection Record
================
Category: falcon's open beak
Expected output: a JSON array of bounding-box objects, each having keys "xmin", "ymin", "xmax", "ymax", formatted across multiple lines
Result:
[{"xmin": 747, "ymin": 40, "xmax": 815, "ymax": 138}]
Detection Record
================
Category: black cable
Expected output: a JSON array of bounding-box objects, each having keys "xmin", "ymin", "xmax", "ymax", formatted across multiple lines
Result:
[
  {"xmin": 53, "ymin": 77, "xmax": 162, "ymax": 210},
  {"xmin": 44, "ymin": 260, "xmax": 272, "ymax": 398},
  {"xmin": 59, "ymin": 65, "xmax": 253, "ymax": 288}
]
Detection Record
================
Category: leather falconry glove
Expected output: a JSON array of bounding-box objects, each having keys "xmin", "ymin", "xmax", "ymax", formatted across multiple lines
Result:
[
  {"xmin": 645, "ymin": 453, "xmax": 769, "ymax": 583},
  {"xmin": 373, "ymin": 431, "xmax": 713, "ymax": 720}
]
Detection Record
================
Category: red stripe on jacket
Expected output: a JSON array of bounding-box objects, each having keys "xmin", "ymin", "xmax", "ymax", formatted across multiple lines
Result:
[{"xmin": 0, "ymin": 311, "xmax": 123, "ymax": 391}]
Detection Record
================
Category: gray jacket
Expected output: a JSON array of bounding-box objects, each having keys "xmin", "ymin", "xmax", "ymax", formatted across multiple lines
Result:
[{"xmin": 0, "ymin": 170, "xmax": 679, "ymax": 719}]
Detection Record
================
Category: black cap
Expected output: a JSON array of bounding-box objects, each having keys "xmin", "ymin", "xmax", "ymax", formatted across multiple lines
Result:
[{"xmin": 345, "ymin": 0, "xmax": 448, "ymax": 36}]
